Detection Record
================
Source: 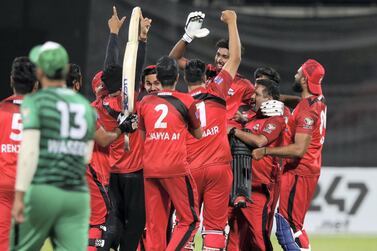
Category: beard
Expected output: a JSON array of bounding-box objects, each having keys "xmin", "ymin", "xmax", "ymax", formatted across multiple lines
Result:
[{"xmin": 292, "ymin": 80, "xmax": 303, "ymax": 93}]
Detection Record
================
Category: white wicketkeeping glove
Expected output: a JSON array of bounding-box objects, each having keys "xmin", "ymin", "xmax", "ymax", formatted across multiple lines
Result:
[
  {"xmin": 260, "ymin": 100, "xmax": 284, "ymax": 117},
  {"xmin": 182, "ymin": 11, "xmax": 210, "ymax": 43}
]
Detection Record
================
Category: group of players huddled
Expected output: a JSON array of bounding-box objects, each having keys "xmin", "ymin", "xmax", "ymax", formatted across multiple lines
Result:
[{"xmin": 0, "ymin": 6, "xmax": 327, "ymax": 251}]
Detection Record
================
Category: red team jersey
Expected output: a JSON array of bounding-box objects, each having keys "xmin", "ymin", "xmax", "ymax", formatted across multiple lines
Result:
[
  {"xmin": 0, "ymin": 96, "xmax": 23, "ymax": 191},
  {"xmin": 89, "ymin": 99, "xmax": 111, "ymax": 185},
  {"xmin": 283, "ymin": 95, "xmax": 327, "ymax": 176},
  {"xmin": 138, "ymin": 90, "xmax": 201, "ymax": 178},
  {"xmin": 207, "ymin": 64, "xmax": 254, "ymax": 128},
  {"xmin": 187, "ymin": 69, "xmax": 233, "ymax": 170},
  {"xmin": 245, "ymin": 115, "xmax": 286, "ymax": 185},
  {"xmin": 96, "ymin": 95, "xmax": 144, "ymax": 177}
]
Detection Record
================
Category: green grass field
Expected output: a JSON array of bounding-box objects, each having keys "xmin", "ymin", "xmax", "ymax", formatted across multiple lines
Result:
[{"xmin": 41, "ymin": 234, "xmax": 377, "ymax": 251}]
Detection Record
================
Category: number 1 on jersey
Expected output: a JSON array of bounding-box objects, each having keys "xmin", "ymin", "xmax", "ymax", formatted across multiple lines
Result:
[
  {"xmin": 196, "ymin": 101, "xmax": 207, "ymax": 127},
  {"xmin": 320, "ymin": 107, "xmax": 327, "ymax": 144}
]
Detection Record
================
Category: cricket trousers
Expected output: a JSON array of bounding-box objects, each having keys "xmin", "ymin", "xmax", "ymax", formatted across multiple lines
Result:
[
  {"xmin": 278, "ymin": 171, "xmax": 319, "ymax": 249},
  {"xmin": 267, "ymin": 174, "xmax": 280, "ymax": 236},
  {"xmin": 10, "ymin": 185, "xmax": 90, "ymax": 251},
  {"xmin": 191, "ymin": 163, "xmax": 233, "ymax": 250},
  {"xmin": 86, "ymin": 165, "xmax": 111, "ymax": 251},
  {"xmin": 144, "ymin": 174, "xmax": 199, "ymax": 251},
  {"xmin": 109, "ymin": 170, "xmax": 146, "ymax": 251},
  {"xmin": 0, "ymin": 189, "xmax": 14, "ymax": 251},
  {"xmin": 227, "ymin": 183, "xmax": 274, "ymax": 251}
]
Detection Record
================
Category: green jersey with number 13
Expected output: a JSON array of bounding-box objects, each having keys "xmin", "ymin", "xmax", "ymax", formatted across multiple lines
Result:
[{"xmin": 21, "ymin": 87, "xmax": 96, "ymax": 192}]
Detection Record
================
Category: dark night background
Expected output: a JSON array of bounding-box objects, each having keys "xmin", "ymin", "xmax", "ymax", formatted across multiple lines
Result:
[{"xmin": 1, "ymin": 0, "xmax": 377, "ymax": 166}]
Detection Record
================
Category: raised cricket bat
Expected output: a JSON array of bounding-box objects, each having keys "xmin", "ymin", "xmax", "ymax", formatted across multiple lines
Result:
[{"xmin": 122, "ymin": 6, "xmax": 141, "ymax": 150}]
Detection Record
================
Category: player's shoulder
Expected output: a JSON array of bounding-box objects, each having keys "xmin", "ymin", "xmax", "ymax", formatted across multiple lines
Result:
[
  {"xmin": 234, "ymin": 73, "xmax": 252, "ymax": 85},
  {"xmin": 300, "ymin": 95, "xmax": 326, "ymax": 112},
  {"xmin": 172, "ymin": 90, "xmax": 195, "ymax": 105}
]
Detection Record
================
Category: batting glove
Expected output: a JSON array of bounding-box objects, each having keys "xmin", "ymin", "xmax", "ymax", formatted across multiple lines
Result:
[
  {"xmin": 260, "ymin": 100, "xmax": 284, "ymax": 117},
  {"xmin": 117, "ymin": 113, "xmax": 138, "ymax": 133},
  {"xmin": 182, "ymin": 11, "xmax": 210, "ymax": 43}
]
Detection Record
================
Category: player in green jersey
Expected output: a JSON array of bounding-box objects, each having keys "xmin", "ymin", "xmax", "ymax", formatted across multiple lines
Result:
[{"xmin": 11, "ymin": 41, "xmax": 96, "ymax": 251}]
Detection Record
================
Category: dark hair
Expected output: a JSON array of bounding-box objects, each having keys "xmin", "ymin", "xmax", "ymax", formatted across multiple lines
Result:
[
  {"xmin": 10, "ymin": 57, "xmax": 37, "ymax": 94},
  {"xmin": 215, "ymin": 38, "xmax": 245, "ymax": 55},
  {"xmin": 156, "ymin": 56, "xmax": 178, "ymax": 87},
  {"xmin": 185, "ymin": 59, "xmax": 206, "ymax": 84},
  {"xmin": 254, "ymin": 67, "xmax": 281, "ymax": 84},
  {"xmin": 255, "ymin": 78, "xmax": 280, "ymax": 100},
  {"xmin": 101, "ymin": 64, "xmax": 122, "ymax": 93},
  {"xmin": 216, "ymin": 38, "xmax": 229, "ymax": 50},
  {"xmin": 66, "ymin": 63, "xmax": 82, "ymax": 89},
  {"xmin": 45, "ymin": 67, "xmax": 68, "ymax": 81},
  {"xmin": 142, "ymin": 65, "xmax": 156, "ymax": 83}
]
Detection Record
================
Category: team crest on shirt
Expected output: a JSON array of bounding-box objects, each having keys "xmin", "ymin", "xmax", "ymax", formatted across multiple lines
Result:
[
  {"xmin": 228, "ymin": 88, "xmax": 235, "ymax": 96},
  {"xmin": 214, "ymin": 76, "xmax": 223, "ymax": 85},
  {"xmin": 304, "ymin": 117, "xmax": 314, "ymax": 129},
  {"xmin": 252, "ymin": 124, "xmax": 260, "ymax": 131},
  {"xmin": 263, "ymin": 123, "xmax": 276, "ymax": 134}
]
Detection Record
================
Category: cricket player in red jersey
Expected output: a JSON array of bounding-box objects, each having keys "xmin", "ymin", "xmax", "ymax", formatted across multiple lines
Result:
[
  {"xmin": 253, "ymin": 59, "xmax": 327, "ymax": 251},
  {"xmin": 169, "ymin": 12, "xmax": 254, "ymax": 129},
  {"xmin": 138, "ymin": 56, "xmax": 202, "ymax": 251},
  {"xmin": 85, "ymin": 7, "xmax": 150, "ymax": 250},
  {"xmin": 181, "ymin": 10, "xmax": 241, "ymax": 251},
  {"xmin": 227, "ymin": 79, "xmax": 285, "ymax": 251},
  {"xmin": 0, "ymin": 57, "xmax": 37, "ymax": 251},
  {"xmin": 253, "ymin": 66, "xmax": 292, "ymax": 236}
]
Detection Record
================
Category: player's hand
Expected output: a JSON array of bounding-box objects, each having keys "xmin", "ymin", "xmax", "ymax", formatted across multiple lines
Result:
[
  {"xmin": 12, "ymin": 197, "xmax": 25, "ymax": 224},
  {"xmin": 252, "ymin": 147, "xmax": 265, "ymax": 160},
  {"xmin": 182, "ymin": 11, "xmax": 210, "ymax": 43},
  {"xmin": 232, "ymin": 111, "xmax": 248, "ymax": 123},
  {"xmin": 118, "ymin": 113, "xmax": 138, "ymax": 133},
  {"xmin": 108, "ymin": 6, "xmax": 126, "ymax": 35},
  {"xmin": 260, "ymin": 100, "xmax": 284, "ymax": 117},
  {"xmin": 221, "ymin": 10, "xmax": 237, "ymax": 24},
  {"xmin": 139, "ymin": 14, "xmax": 152, "ymax": 42}
]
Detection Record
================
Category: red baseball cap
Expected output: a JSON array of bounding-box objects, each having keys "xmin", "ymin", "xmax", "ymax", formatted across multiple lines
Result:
[
  {"xmin": 91, "ymin": 71, "xmax": 108, "ymax": 97},
  {"xmin": 301, "ymin": 59, "xmax": 325, "ymax": 95}
]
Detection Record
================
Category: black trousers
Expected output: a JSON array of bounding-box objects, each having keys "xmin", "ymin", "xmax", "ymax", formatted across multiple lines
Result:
[{"xmin": 109, "ymin": 170, "xmax": 146, "ymax": 251}]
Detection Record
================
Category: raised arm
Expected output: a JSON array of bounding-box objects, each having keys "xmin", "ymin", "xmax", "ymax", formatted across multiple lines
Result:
[
  {"xmin": 169, "ymin": 40, "xmax": 189, "ymax": 70},
  {"xmin": 134, "ymin": 14, "xmax": 152, "ymax": 92},
  {"xmin": 220, "ymin": 10, "xmax": 241, "ymax": 79},
  {"xmin": 104, "ymin": 6, "xmax": 126, "ymax": 68},
  {"xmin": 169, "ymin": 11, "xmax": 209, "ymax": 70}
]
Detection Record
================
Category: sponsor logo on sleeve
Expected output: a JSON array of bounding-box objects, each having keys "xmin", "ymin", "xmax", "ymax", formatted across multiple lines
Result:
[
  {"xmin": 214, "ymin": 76, "xmax": 223, "ymax": 85},
  {"xmin": 304, "ymin": 117, "xmax": 314, "ymax": 129},
  {"xmin": 263, "ymin": 123, "xmax": 276, "ymax": 134}
]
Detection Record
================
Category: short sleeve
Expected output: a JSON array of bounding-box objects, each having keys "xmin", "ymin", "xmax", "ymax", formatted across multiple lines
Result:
[
  {"xmin": 260, "ymin": 116, "xmax": 285, "ymax": 143},
  {"xmin": 21, "ymin": 95, "xmax": 40, "ymax": 130},
  {"xmin": 137, "ymin": 102, "xmax": 145, "ymax": 131},
  {"xmin": 295, "ymin": 109, "xmax": 318, "ymax": 135},
  {"xmin": 207, "ymin": 69, "xmax": 233, "ymax": 98}
]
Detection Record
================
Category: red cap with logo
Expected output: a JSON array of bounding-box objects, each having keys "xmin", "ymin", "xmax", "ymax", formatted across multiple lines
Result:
[
  {"xmin": 301, "ymin": 59, "xmax": 325, "ymax": 95},
  {"xmin": 91, "ymin": 71, "xmax": 108, "ymax": 98}
]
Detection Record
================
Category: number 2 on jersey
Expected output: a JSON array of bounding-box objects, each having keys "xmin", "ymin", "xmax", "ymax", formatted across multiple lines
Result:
[{"xmin": 154, "ymin": 104, "xmax": 168, "ymax": 128}]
